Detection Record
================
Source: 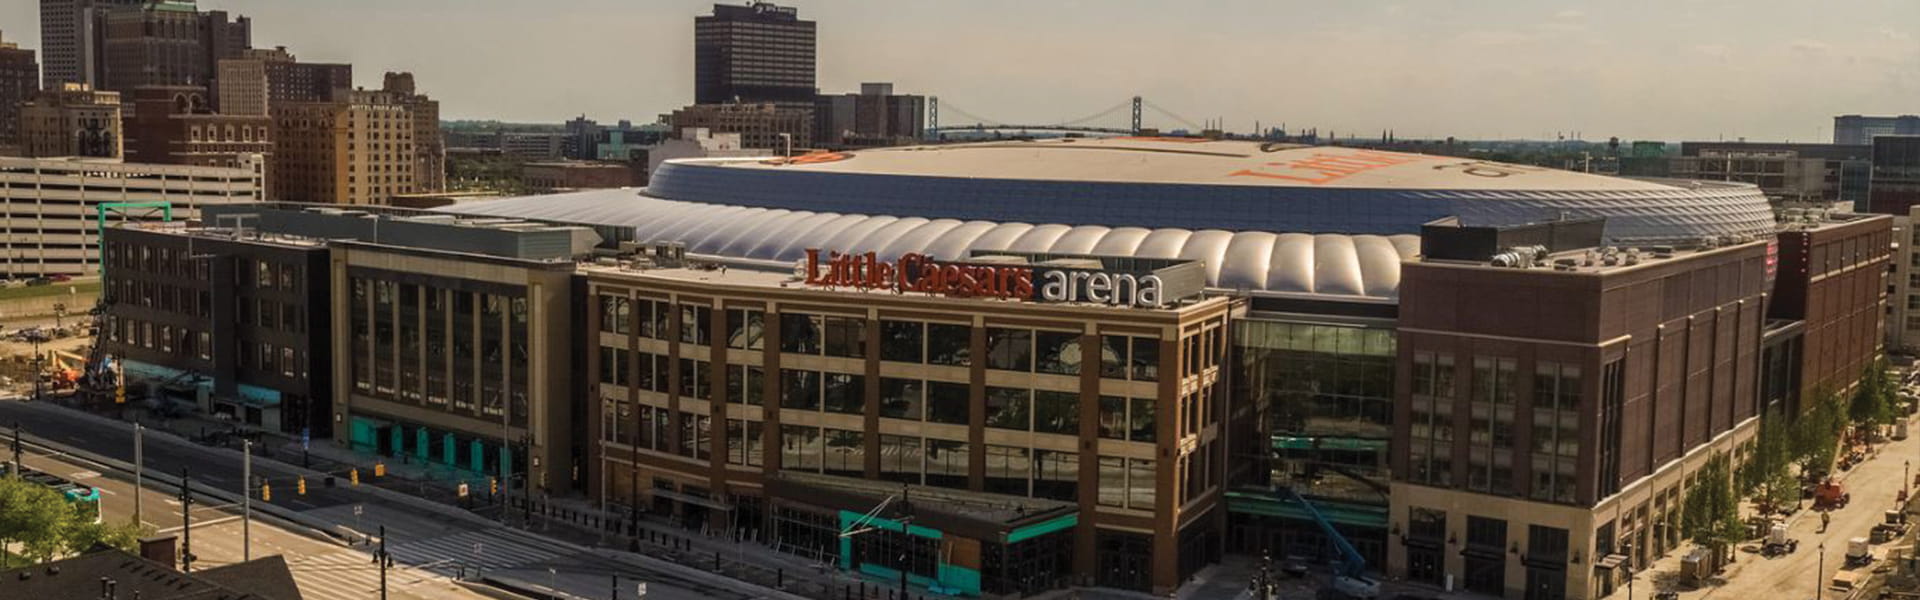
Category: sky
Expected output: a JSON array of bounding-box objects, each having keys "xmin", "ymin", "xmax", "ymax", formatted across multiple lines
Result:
[{"xmin": 4, "ymin": 0, "xmax": 1919, "ymax": 142}]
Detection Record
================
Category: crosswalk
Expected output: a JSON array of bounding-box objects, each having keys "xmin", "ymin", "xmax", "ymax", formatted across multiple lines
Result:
[
  {"xmin": 384, "ymin": 528, "xmax": 560, "ymax": 575},
  {"xmin": 285, "ymin": 528, "xmax": 558, "ymax": 600}
]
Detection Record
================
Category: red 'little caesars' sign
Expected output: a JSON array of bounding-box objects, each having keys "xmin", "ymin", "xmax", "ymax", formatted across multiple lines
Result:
[{"xmin": 802, "ymin": 249, "xmax": 1168, "ymax": 308}]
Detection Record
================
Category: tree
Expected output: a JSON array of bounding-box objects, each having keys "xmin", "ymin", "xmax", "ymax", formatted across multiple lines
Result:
[
  {"xmin": 1792, "ymin": 390, "xmax": 1846, "ymax": 479},
  {"xmin": 1683, "ymin": 455, "xmax": 1745, "ymax": 563},
  {"xmin": 0, "ymin": 477, "xmax": 144, "ymax": 565},
  {"xmin": 1738, "ymin": 407, "xmax": 1798, "ymax": 510},
  {"xmin": 1849, "ymin": 359, "xmax": 1898, "ymax": 431}
]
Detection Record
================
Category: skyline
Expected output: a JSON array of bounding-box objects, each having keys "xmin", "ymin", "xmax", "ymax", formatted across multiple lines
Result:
[{"xmin": 4, "ymin": 0, "xmax": 1920, "ymax": 142}]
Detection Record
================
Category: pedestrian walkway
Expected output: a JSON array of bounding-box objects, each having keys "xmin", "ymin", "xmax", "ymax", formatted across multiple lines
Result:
[{"xmin": 387, "ymin": 528, "xmax": 558, "ymax": 575}]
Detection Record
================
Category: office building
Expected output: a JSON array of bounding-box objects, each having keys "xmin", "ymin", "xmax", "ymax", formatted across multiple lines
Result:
[
  {"xmin": 214, "ymin": 56, "xmax": 267, "ymax": 116},
  {"xmin": 101, "ymin": 219, "xmax": 332, "ymax": 436},
  {"xmin": 18, "ymin": 83, "xmax": 123, "ymax": 159},
  {"xmin": 440, "ymin": 138, "xmax": 1809, "ymax": 598},
  {"xmin": 99, "ymin": 2, "xmax": 250, "ymax": 93},
  {"xmin": 271, "ymin": 88, "xmax": 417, "ymax": 205},
  {"xmin": 582, "ymin": 250, "xmax": 1224, "ymax": 596},
  {"xmin": 694, "ymin": 2, "xmax": 816, "ymax": 106},
  {"xmin": 0, "ymin": 156, "xmax": 261, "ymax": 276},
  {"xmin": 1766, "ymin": 212, "xmax": 1891, "ymax": 405},
  {"xmin": 814, "ymin": 83, "xmax": 927, "ymax": 148},
  {"xmin": 1673, "ymin": 142, "xmax": 1871, "ymax": 210},
  {"xmin": 251, "ymin": 47, "xmax": 351, "ymax": 104},
  {"xmin": 564, "ymin": 116, "xmax": 673, "ymax": 162},
  {"xmin": 667, "ymin": 103, "xmax": 813, "ymax": 152},
  {"xmin": 1835, "ymin": 115, "xmax": 1920, "ymax": 146},
  {"xmin": 37, "ymin": 0, "xmax": 143, "ymax": 89},
  {"xmin": 383, "ymin": 72, "xmax": 445, "ymax": 193},
  {"xmin": 1870, "ymin": 135, "xmax": 1920, "ymax": 215},
  {"xmin": 122, "ymin": 85, "xmax": 273, "ymax": 174},
  {"xmin": 0, "ymin": 31, "xmax": 39, "ymax": 153},
  {"xmin": 632, "ymin": 127, "xmax": 763, "ymax": 184}
]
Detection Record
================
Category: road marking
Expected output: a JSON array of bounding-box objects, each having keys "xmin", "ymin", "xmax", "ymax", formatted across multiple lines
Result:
[
  {"xmin": 157, "ymin": 514, "xmax": 242, "ymax": 533},
  {"xmin": 68, "ymin": 470, "xmax": 99, "ymax": 479}
]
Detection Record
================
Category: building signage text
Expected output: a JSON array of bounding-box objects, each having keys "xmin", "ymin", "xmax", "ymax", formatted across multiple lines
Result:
[{"xmin": 803, "ymin": 249, "xmax": 1166, "ymax": 308}]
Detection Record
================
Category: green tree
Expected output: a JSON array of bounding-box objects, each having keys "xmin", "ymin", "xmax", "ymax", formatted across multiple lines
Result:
[
  {"xmin": 1849, "ymin": 359, "xmax": 1898, "ymax": 430},
  {"xmin": 1792, "ymin": 390, "xmax": 1845, "ymax": 479},
  {"xmin": 1738, "ymin": 407, "xmax": 1798, "ymax": 510},
  {"xmin": 1683, "ymin": 455, "xmax": 1745, "ymax": 562},
  {"xmin": 0, "ymin": 477, "xmax": 144, "ymax": 565}
]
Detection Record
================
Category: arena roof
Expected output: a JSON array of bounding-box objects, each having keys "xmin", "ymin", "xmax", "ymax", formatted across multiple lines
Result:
[
  {"xmin": 440, "ymin": 189, "xmax": 1420, "ymax": 301},
  {"xmin": 644, "ymin": 139, "xmax": 1777, "ymax": 244}
]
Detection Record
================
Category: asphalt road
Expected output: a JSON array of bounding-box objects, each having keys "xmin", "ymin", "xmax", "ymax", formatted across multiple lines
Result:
[
  {"xmin": 0, "ymin": 399, "xmax": 760, "ymax": 600},
  {"xmin": 14, "ymin": 441, "xmax": 492, "ymax": 600}
]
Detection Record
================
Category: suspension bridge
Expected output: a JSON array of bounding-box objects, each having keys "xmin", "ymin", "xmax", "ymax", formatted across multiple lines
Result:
[{"xmin": 926, "ymin": 96, "xmax": 1208, "ymax": 137}]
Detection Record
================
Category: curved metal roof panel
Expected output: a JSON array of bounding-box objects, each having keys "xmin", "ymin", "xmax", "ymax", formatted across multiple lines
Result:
[{"xmin": 438, "ymin": 189, "xmax": 1420, "ymax": 301}]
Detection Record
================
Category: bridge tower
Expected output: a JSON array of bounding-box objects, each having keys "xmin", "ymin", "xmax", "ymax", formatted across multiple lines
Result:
[
  {"xmin": 1131, "ymin": 96, "xmax": 1142, "ymax": 135},
  {"xmin": 928, "ymin": 96, "xmax": 939, "ymax": 140}
]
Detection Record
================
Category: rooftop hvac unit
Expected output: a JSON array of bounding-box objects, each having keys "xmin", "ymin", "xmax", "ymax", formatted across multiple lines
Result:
[
  {"xmin": 1649, "ymin": 246, "xmax": 1676, "ymax": 258},
  {"xmin": 1553, "ymin": 258, "xmax": 1579, "ymax": 271}
]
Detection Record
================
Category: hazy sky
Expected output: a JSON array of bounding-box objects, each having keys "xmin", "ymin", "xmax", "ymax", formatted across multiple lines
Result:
[{"xmin": 5, "ymin": 0, "xmax": 1918, "ymax": 142}]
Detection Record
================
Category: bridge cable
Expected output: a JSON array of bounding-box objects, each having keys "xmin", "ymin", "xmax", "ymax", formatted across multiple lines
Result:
[{"xmin": 1141, "ymin": 100, "xmax": 1205, "ymax": 131}]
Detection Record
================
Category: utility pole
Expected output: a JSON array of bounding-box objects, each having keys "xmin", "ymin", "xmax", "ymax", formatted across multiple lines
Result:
[
  {"xmin": 242, "ymin": 439, "xmax": 252, "ymax": 561},
  {"xmin": 9, "ymin": 420, "xmax": 18, "ymax": 477},
  {"xmin": 179, "ymin": 467, "xmax": 194, "ymax": 572},
  {"xmin": 133, "ymin": 423, "xmax": 143, "ymax": 527},
  {"xmin": 378, "ymin": 525, "xmax": 391, "ymax": 599}
]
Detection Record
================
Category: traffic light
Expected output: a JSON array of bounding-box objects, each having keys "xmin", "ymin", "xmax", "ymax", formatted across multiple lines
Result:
[
  {"xmin": 114, "ymin": 385, "xmax": 125, "ymax": 404},
  {"xmin": 261, "ymin": 482, "xmax": 271, "ymax": 502},
  {"xmin": 490, "ymin": 477, "xmax": 498, "ymax": 495},
  {"xmin": 350, "ymin": 468, "xmax": 359, "ymax": 486},
  {"xmin": 374, "ymin": 462, "xmax": 385, "ymax": 477},
  {"xmin": 297, "ymin": 476, "xmax": 307, "ymax": 495}
]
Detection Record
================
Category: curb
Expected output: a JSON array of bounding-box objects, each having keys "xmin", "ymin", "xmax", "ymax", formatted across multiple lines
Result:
[{"xmin": 14, "ymin": 399, "xmax": 812, "ymax": 600}]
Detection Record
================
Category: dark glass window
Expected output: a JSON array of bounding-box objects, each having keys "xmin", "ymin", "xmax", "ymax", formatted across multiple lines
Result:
[
  {"xmin": 985, "ymin": 387, "xmax": 1031, "ymax": 430},
  {"xmin": 1130, "ymin": 337, "xmax": 1159, "ymax": 381},
  {"xmin": 927, "ymin": 382, "xmax": 970, "ymax": 425},
  {"xmin": 927, "ymin": 323, "xmax": 971, "ymax": 366},
  {"xmin": 987, "ymin": 328, "xmax": 1033, "ymax": 371},
  {"xmin": 1099, "ymin": 335, "xmax": 1128, "ymax": 379},
  {"xmin": 726, "ymin": 308, "xmax": 764, "ymax": 350},
  {"xmin": 823, "ymin": 372, "xmax": 864, "ymax": 415},
  {"xmin": 1034, "ymin": 390, "xmax": 1079, "ymax": 435},
  {"xmin": 823, "ymin": 316, "xmax": 866, "ymax": 358},
  {"xmin": 985, "ymin": 445, "xmax": 1031, "ymax": 496},
  {"xmin": 824, "ymin": 429, "xmax": 864, "ymax": 477},
  {"xmin": 780, "ymin": 313, "xmax": 820, "ymax": 354},
  {"xmin": 781, "ymin": 369, "xmax": 820, "ymax": 410},
  {"xmin": 1035, "ymin": 331, "xmax": 1081, "ymax": 375},
  {"xmin": 880, "ymin": 378, "xmax": 924, "ymax": 420},
  {"xmin": 926, "ymin": 440, "xmax": 968, "ymax": 489},
  {"xmin": 880, "ymin": 320, "xmax": 924, "ymax": 363}
]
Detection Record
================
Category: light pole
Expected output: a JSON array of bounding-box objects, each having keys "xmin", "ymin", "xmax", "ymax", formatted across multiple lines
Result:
[
  {"xmin": 242, "ymin": 438, "xmax": 252, "ymax": 561},
  {"xmin": 179, "ymin": 466, "xmax": 194, "ymax": 572},
  {"xmin": 133, "ymin": 422, "xmax": 143, "ymax": 527},
  {"xmin": 1818, "ymin": 542, "xmax": 1825, "ymax": 600}
]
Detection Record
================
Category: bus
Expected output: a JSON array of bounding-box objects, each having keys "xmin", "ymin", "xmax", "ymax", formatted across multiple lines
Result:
[{"xmin": 17, "ymin": 466, "xmax": 102, "ymax": 524}]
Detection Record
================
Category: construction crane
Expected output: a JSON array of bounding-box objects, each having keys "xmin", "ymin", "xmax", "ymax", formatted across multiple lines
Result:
[{"xmin": 1282, "ymin": 487, "xmax": 1379, "ymax": 599}]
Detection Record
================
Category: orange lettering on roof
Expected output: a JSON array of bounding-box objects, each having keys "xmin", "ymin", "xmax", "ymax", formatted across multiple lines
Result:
[{"xmin": 1228, "ymin": 150, "xmax": 1437, "ymax": 185}]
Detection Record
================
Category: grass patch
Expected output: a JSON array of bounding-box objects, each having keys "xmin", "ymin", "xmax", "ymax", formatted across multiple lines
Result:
[{"xmin": 0, "ymin": 280, "xmax": 100, "ymax": 301}]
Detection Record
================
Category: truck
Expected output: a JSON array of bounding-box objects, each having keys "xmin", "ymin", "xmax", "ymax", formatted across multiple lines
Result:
[
  {"xmin": 1815, "ymin": 479, "xmax": 1851, "ymax": 510},
  {"xmin": 1872, "ymin": 509, "xmax": 1910, "ymax": 543}
]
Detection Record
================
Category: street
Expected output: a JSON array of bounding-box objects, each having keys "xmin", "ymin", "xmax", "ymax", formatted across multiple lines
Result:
[
  {"xmin": 0, "ymin": 398, "xmax": 765, "ymax": 600},
  {"xmin": 1642, "ymin": 414, "xmax": 1920, "ymax": 600}
]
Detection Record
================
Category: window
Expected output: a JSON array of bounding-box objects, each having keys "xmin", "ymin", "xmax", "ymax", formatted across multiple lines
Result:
[
  {"xmin": 879, "ymin": 435, "xmax": 923, "ymax": 484},
  {"xmin": 781, "ymin": 369, "xmax": 821, "ymax": 410},
  {"xmin": 824, "ymin": 429, "xmax": 864, "ymax": 477},
  {"xmin": 1097, "ymin": 396, "xmax": 1156, "ymax": 442},
  {"xmin": 726, "ymin": 308, "xmax": 764, "ymax": 350},
  {"xmin": 678, "ymin": 359, "xmax": 711, "ymax": 400},
  {"xmin": 727, "ymin": 365, "xmax": 763, "ymax": 405},
  {"xmin": 986, "ymin": 328, "xmax": 1033, "ymax": 371},
  {"xmin": 823, "ymin": 316, "xmax": 866, "ymax": 358},
  {"xmin": 1532, "ymin": 362, "xmax": 1581, "ymax": 504},
  {"xmin": 1131, "ymin": 337, "xmax": 1159, "ymax": 381},
  {"xmin": 600, "ymin": 295, "xmax": 631, "ymax": 334},
  {"xmin": 927, "ymin": 381, "xmax": 970, "ymax": 425},
  {"xmin": 1034, "ymin": 390, "xmax": 1079, "ymax": 435},
  {"xmin": 926, "ymin": 440, "xmax": 968, "ymax": 489},
  {"xmin": 823, "ymin": 373, "xmax": 864, "ymax": 415},
  {"xmin": 986, "ymin": 445, "xmax": 1032, "ymax": 496},
  {"xmin": 881, "ymin": 378, "xmax": 924, "ymax": 420},
  {"xmin": 1409, "ymin": 351, "xmax": 1456, "ymax": 487},
  {"xmin": 779, "ymin": 313, "xmax": 820, "ymax": 354},
  {"xmin": 679, "ymin": 305, "xmax": 712, "ymax": 345},
  {"xmin": 985, "ymin": 387, "xmax": 1031, "ymax": 430},
  {"xmin": 1468, "ymin": 356, "xmax": 1518, "ymax": 494},
  {"xmin": 1035, "ymin": 331, "xmax": 1081, "ymax": 375},
  {"xmin": 880, "ymin": 320, "xmax": 924, "ymax": 363},
  {"xmin": 781, "ymin": 425, "xmax": 821, "ymax": 472},
  {"xmin": 927, "ymin": 323, "xmax": 971, "ymax": 366},
  {"xmin": 1034, "ymin": 450, "xmax": 1077, "ymax": 501}
]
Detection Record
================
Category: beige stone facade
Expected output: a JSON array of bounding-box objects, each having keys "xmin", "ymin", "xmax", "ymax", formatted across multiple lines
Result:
[{"xmin": 19, "ymin": 83, "xmax": 122, "ymax": 159}]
